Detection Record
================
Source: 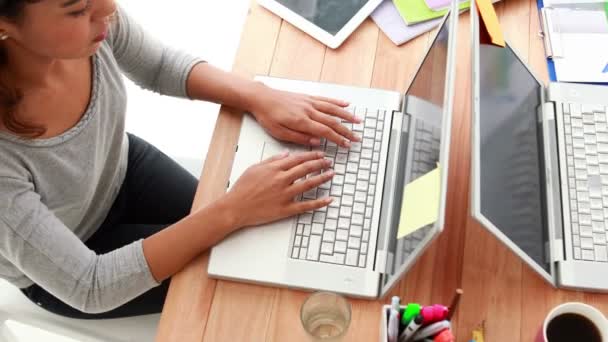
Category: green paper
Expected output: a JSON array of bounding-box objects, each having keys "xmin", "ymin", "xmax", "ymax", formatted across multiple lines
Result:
[{"xmin": 393, "ymin": 0, "xmax": 471, "ymax": 25}]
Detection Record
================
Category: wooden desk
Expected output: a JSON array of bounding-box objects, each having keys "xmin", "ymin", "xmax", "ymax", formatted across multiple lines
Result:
[{"xmin": 156, "ymin": 1, "xmax": 608, "ymax": 341}]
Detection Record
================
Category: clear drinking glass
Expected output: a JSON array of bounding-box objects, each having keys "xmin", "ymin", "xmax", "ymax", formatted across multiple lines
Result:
[{"xmin": 300, "ymin": 292, "xmax": 352, "ymax": 341}]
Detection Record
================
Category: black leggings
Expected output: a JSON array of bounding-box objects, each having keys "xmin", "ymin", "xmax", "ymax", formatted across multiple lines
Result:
[{"xmin": 21, "ymin": 133, "xmax": 198, "ymax": 319}]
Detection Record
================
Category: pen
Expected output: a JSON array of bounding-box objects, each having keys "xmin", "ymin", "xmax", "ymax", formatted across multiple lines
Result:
[
  {"xmin": 401, "ymin": 303, "xmax": 421, "ymax": 326},
  {"xmin": 421, "ymin": 304, "xmax": 449, "ymax": 324},
  {"xmin": 388, "ymin": 296, "xmax": 401, "ymax": 342},
  {"xmin": 446, "ymin": 288, "xmax": 463, "ymax": 320},
  {"xmin": 398, "ymin": 314, "xmax": 423, "ymax": 342},
  {"xmin": 433, "ymin": 328, "xmax": 455, "ymax": 342},
  {"xmin": 411, "ymin": 320, "xmax": 451, "ymax": 341}
]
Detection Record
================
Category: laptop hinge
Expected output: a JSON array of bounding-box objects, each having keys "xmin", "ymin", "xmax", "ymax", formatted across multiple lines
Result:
[
  {"xmin": 547, "ymin": 239, "xmax": 564, "ymax": 262},
  {"xmin": 540, "ymin": 101, "xmax": 565, "ymax": 267},
  {"xmin": 375, "ymin": 250, "xmax": 394, "ymax": 274}
]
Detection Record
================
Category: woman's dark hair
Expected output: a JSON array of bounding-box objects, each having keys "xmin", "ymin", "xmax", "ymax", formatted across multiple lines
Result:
[{"xmin": 0, "ymin": 0, "xmax": 45, "ymax": 137}]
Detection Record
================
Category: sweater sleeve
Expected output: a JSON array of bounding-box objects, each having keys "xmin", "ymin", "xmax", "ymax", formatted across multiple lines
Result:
[
  {"xmin": 0, "ymin": 177, "xmax": 160, "ymax": 314},
  {"xmin": 107, "ymin": 4, "xmax": 205, "ymax": 98}
]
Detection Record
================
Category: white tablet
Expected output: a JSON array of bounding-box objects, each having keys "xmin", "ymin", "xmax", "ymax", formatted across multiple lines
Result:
[{"xmin": 257, "ymin": 0, "xmax": 383, "ymax": 49}]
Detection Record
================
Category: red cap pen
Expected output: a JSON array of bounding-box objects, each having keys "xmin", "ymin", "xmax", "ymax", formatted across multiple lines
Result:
[{"xmin": 421, "ymin": 305, "xmax": 449, "ymax": 324}]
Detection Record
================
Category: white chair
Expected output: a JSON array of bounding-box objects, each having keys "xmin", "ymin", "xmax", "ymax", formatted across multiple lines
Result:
[{"xmin": 0, "ymin": 280, "xmax": 159, "ymax": 342}]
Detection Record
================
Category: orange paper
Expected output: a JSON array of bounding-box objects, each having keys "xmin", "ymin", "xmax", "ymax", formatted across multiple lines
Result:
[{"xmin": 476, "ymin": 0, "xmax": 505, "ymax": 47}]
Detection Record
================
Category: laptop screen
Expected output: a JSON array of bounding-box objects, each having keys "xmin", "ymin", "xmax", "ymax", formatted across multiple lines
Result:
[
  {"xmin": 382, "ymin": 12, "xmax": 451, "ymax": 284},
  {"xmin": 478, "ymin": 42, "xmax": 550, "ymax": 272},
  {"xmin": 272, "ymin": 0, "xmax": 371, "ymax": 35}
]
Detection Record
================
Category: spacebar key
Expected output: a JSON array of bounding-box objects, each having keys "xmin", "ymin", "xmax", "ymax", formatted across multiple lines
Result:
[{"xmin": 307, "ymin": 235, "xmax": 321, "ymax": 260}]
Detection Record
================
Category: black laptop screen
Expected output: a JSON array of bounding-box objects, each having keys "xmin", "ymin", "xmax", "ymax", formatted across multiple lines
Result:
[{"xmin": 478, "ymin": 43, "xmax": 550, "ymax": 273}]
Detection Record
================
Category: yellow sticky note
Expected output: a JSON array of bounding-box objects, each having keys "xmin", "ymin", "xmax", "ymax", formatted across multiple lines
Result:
[
  {"xmin": 397, "ymin": 166, "xmax": 441, "ymax": 239},
  {"xmin": 476, "ymin": 0, "xmax": 505, "ymax": 47}
]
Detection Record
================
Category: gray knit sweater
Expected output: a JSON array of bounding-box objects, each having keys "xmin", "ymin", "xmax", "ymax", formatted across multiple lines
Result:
[{"xmin": 0, "ymin": 6, "xmax": 202, "ymax": 313}]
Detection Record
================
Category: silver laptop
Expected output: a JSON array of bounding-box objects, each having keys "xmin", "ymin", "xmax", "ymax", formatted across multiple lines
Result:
[
  {"xmin": 470, "ymin": 1, "xmax": 608, "ymax": 291},
  {"xmin": 208, "ymin": 0, "xmax": 458, "ymax": 298}
]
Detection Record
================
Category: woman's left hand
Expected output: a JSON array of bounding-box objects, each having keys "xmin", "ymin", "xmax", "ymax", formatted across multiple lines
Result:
[{"xmin": 250, "ymin": 85, "xmax": 362, "ymax": 148}]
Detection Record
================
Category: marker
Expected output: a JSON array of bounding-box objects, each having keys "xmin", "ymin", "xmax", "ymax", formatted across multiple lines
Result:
[
  {"xmin": 421, "ymin": 304, "xmax": 449, "ymax": 324},
  {"xmin": 399, "ymin": 314, "xmax": 423, "ymax": 342},
  {"xmin": 388, "ymin": 296, "xmax": 401, "ymax": 342},
  {"xmin": 411, "ymin": 320, "xmax": 451, "ymax": 341},
  {"xmin": 401, "ymin": 303, "xmax": 421, "ymax": 326},
  {"xmin": 433, "ymin": 328, "xmax": 455, "ymax": 342},
  {"xmin": 446, "ymin": 288, "xmax": 463, "ymax": 320}
]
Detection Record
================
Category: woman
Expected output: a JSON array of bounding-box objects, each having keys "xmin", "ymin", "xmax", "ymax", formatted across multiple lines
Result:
[{"xmin": 0, "ymin": 0, "xmax": 361, "ymax": 319}]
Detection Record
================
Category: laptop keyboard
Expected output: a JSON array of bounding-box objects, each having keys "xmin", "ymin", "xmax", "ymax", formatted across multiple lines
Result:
[
  {"xmin": 290, "ymin": 107, "xmax": 386, "ymax": 267},
  {"xmin": 562, "ymin": 103, "xmax": 608, "ymax": 262},
  {"xmin": 399, "ymin": 120, "xmax": 441, "ymax": 260}
]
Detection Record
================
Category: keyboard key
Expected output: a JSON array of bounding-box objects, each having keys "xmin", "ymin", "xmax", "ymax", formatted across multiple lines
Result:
[
  {"xmin": 367, "ymin": 195, "xmax": 374, "ymax": 206},
  {"xmin": 365, "ymin": 117, "xmax": 377, "ymax": 128},
  {"xmin": 348, "ymin": 236, "xmax": 361, "ymax": 249},
  {"xmin": 363, "ymin": 139, "xmax": 374, "ymax": 149},
  {"xmin": 345, "ymin": 173, "xmax": 357, "ymax": 184},
  {"xmin": 307, "ymin": 236, "xmax": 321, "ymax": 260},
  {"xmin": 574, "ymin": 247, "xmax": 581, "ymax": 260},
  {"xmin": 335, "ymin": 164, "xmax": 346, "ymax": 174},
  {"xmin": 299, "ymin": 248, "xmax": 307, "ymax": 259},
  {"xmin": 348, "ymin": 152, "xmax": 360, "ymax": 162},
  {"xmin": 318, "ymin": 189, "xmax": 330, "ymax": 199},
  {"xmin": 365, "ymin": 207, "xmax": 373, "ymax": 219},
  {"xmin": 336, "ymin": 229, "xmax": 349, "ymax": 241},
  {"xmin": 582, "ymin": 248, "xmax": 594, "ymax": 261},
  {"xmin": 358, "ymin": 169, "xmax": 370, "ymax": 179},
  {"xmin": 294, "ymin": 235, "xmax": 302, "ymax": 247},
  {"xmin": 346, "ymin": 249, "xmax": 359, "ymax": 266},
  {"xmin": 363, "ymin": 230, "xmax": 370, "ymax": 241},
  {"xmin": 299, "ymin": 213, "xmax": 313, "ymax": 224},
  {"xmin": 329, "ymin": 197, "xmax": 340, "ymax": 208},
  {"xmin": 361, "ymin": 242, "xmax": 369, "ymax": 254},
  {"xmin": 351, "ymin": 142, "xmax": 362, "ymax": 151},
  {"xmin": 292, "ymin": 248, "xmax": 299, "ymax": 258},
  {"xmin": 333, "ymin": 175, "xmax": 344, "ymax": 186},
  {"xmin": 325, "ymin": 219, "xmax": 337, "ymax": 230},
  {"xmin": 312, "ymin": 223, "xmax": 323, "ymax": 235},
  {"xmin": 355, "ymin": 191, "xmax": 367, "ymax": 202},
  {"xmin": 296, "ymin": 224, "xmax": 304, "ymax": 235},
  {"xmin": 352, "ymin": 213, "xmax": 364, "ymax": 225},
  {"xmin": 353, "ymin": 202, "xmax": 365, "ymax": 214},
  {"xmin": 342, "ymin": 195, "xmax": 354, "ymax": 206},
  {"xmin": 327, "ymin": 208, "xmax": 339, "ymax": 219},
  {"xmin": 346, "ymin": 162, "xmax": 358, "ymax": 173},
  {"xmin": 581, "ymin": 237, "xmax": 594, "ymax": 249},
  {"xmin": 359, "ymin": 254, "xmax": 367, "ymax": 267},
  {"xmin": 351, "ymin": 225, "xmax": 362, "ymax": 237},
  {"xmin": 356, "ymin": 180, "xmax": 368, "ymax": 191},
  {"xmin": 330, "ymin": 185, "xmax": 342, "ymax": 196},
  {"xmin": 338, "ymin": 217, "xmax": 350, "ymax": 229},
  {"xmin": 335, "ymin": 241, "xmax": 347, "ymax": 253},
  {"xmin": 321, "ymin": 242, "xmax": 333, "ymax": 255},
  {"xmin": 595, "ymin": 245, "xmax": 608, "ymax": 262},
  {"xmin": 335, "ymin": 253, "xmax": 346, "ymax": 264},
  {"xmin": 340, "ymin": 206, "xmax": 352, "ymax": 217},
  {"xmin": 344, "ymin": 184, "xmax": 355, "ymax": 195},
  {"xmin": 336, "ymin": 153, "xmax": 348, "ymax": 164},
  {"xmin": 364, "ymin": 219, "xmax": 371, "ymax": 229},
  {"xmin": 361, "ymin": 149, "xmax": 373, "ymax": 159},
  {"xmin": 580, "ymin": 225, "xmax": 592, "ymax": 237}
]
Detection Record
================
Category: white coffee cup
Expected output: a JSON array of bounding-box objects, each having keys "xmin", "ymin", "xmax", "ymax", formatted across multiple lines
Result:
[{"xmin": 536, "ymin": 302, "xmax": 608, "ymax": 342}]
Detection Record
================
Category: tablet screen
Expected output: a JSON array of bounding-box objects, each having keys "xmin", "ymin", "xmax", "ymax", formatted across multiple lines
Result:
[{"xmin": 274, "ymin": 0, "xmax": 370, "ymax": 35}]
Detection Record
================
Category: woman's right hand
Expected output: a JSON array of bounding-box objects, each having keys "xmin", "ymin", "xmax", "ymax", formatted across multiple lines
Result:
[{"xmin": 221, "ymin": 151, "xmax": 334, "ymax": 230}]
